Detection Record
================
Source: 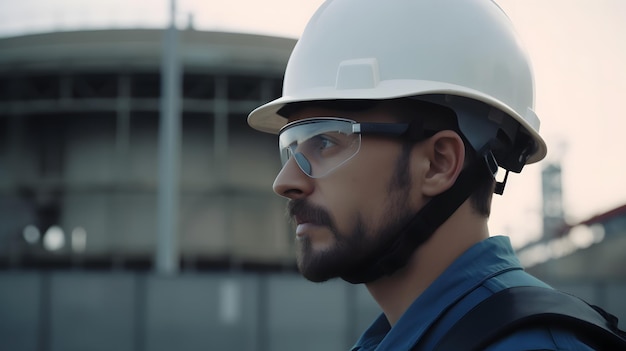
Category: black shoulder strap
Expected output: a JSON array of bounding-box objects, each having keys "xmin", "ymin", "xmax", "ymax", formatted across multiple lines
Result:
[{"xmin": 430, "ymin": 286, "xmax": 626, "ymax": 351}]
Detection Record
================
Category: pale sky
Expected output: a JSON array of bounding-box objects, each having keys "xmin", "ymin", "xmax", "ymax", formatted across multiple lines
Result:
[{"xmin": 1, "ymin": 0, "xmax": 625, "ymax": 248}]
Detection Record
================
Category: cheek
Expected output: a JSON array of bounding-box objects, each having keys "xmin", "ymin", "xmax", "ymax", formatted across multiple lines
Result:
[{"xmin": 317, "ymin": 144, "xmax": 403, "ymax": 232}]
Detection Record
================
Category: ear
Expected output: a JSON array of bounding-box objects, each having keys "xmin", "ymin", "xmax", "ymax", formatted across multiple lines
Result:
[{"xmin": 421, "ymin": 130, "xmax": 465, "ymax": 197}]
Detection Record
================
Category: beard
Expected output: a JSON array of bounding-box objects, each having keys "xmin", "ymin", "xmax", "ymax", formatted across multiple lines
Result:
[
  {"xmin": 287, "ymin": 149, "xmax": 414, "ymax": 282},
  {"xmin": 289, "ymin": 200, "xmax": 414, "ymax": 283}
]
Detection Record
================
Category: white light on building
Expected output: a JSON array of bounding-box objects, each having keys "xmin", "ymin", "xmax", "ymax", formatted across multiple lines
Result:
[
  {"xmin": 23, "ymin": 225, "xmax": 41, "ymax": 244},
  {"xmin": 43, "ymin": 226, "xmax": 65, "ymax": 251}
]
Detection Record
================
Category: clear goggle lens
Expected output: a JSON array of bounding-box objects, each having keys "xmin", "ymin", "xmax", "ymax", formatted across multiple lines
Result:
[
  {"xmin": 278, "ymin": 118, "xmax": 362, "ymax": 178},
  {"xmin": 278, "ymin": 117, "xmax": 413, "ymax": 178}
]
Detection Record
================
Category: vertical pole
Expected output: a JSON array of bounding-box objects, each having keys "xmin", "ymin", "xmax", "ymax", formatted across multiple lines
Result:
[
  {"xmin": 214, "ymin": 76, "xmax": 235, "ymax": 267},
  {"xmin": 37, "ymin": 272, "xmax": 50, "ymax": 351},
  {"xmin": 345, "ymin": 284, "xmax": 357, "ymax": 348},
  {"xmin": 116, "ymin": 74, "xmax": 131, "ymax": 181},
  {"xmin": 214, "ymin": 76, "xmax": 228, "ymax": 183},
  {"xmin": 133, "ymin": 274, "xmax": 147, "ymax": 351},
  {"xmin": 156, "ymin": 0, "xmax": 181, "ymax": 275}
]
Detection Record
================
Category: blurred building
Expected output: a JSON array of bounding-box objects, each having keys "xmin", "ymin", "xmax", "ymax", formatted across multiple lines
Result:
[
  {"xmin": 522, "ymin": 201, "xmax": 626, "ymax": 280},
  {"xmin": 0, "ymin": 29, "xmax": 296, "ymax": 270},
  {"xmin": 0, "ymin": 30, "xmax": 385, "ymax": 351},
  {"xmin": 520, "ymin": 161, "xmax": 626, "ymax": 279}
]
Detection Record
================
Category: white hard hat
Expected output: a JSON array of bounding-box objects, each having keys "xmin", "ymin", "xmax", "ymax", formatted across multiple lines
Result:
[{"xmin": 248, "ymin": 0, "xmax": 547, "ymax": 164}]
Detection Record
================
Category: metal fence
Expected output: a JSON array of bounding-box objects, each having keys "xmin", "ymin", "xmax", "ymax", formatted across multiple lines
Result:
[{"xmin": 1, "ymin": 271, "xmax": 624, "ymax": 351}]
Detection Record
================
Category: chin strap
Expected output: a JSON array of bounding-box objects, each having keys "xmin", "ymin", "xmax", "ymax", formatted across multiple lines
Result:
[{"xmin": 341, "ymin": 152, "xmax": 499, "ymax": 284}]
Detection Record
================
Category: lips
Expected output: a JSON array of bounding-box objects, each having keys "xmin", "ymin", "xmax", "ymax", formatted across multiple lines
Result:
[
  {"xmin": 294, "ymin": 214, "xmax": 316, "ymax": 226},
  {"xmin": 288, "ymin": 199, "xmax": 334, "ymax": 233},
  {"xmin": 293, "ymin": 214, "xmax": 320, "ymax": 238},
  {"xmin": 295, "ymin": 223, "xmax": 318, "ymax": 238}
]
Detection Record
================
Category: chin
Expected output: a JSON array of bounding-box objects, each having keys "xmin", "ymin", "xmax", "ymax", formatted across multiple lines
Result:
[
  {"xmin": 296, "ymin": 254, "xmax": 334, "ymax": 283},
  {"xmin": 296, "ymin": 246, "xmax": 341, "ymax": 283},
  {"xmin": 300, "ymin": 270, "xmax": 334, "ymax": 283}
]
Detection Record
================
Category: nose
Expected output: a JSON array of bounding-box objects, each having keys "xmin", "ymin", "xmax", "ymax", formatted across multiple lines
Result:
[{"xmin": 273, "ymin": 156, "xmax": 314, "ymax": 199}]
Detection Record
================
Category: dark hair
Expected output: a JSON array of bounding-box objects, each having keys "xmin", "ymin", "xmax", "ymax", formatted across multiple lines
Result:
[
  {"xmin": 390, "ymin": 98, "xmax": 495, "ymax": 217},
  {"xmin": 464, "ymin": 150, "xmax": 496, "ymax": 217},
  {"xmin": 278, "ymin": 98, "xmax": 495, "ymax": 217}
]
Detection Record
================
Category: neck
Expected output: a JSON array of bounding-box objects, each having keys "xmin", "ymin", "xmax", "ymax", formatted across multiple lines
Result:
[{"xmin": 365, "ymin": 202, "xmax": 489, "ymax": 326}]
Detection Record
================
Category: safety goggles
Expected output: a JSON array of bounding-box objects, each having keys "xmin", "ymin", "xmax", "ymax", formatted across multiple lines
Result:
[{"xmin": 278, "ymin": 118, "xmax": 412, "ymax": 178}]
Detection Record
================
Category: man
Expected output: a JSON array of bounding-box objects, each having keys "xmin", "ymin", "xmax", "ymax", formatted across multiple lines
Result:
[{"xmin": 248, "ymin": 0, "xmax": 606, "ymax": 349}]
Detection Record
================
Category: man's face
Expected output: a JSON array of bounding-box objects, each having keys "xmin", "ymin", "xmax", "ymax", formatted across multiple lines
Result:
[{"xmin": 272, "ymin": 104, "xmax": 425, "ymax": 282}]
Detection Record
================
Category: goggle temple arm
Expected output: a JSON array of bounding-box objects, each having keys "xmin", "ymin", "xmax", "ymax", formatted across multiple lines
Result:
[
  {"xmin": 355, "ymin": 123, "xmax": 411, "ymax": 137},
  {"xmin": 357, "ymin": 118, "xmax": 436, "ymax": 142}
]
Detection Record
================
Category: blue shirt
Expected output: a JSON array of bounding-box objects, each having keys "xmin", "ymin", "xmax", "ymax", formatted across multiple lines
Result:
[{"xmin": 351, "ymin": 236, "xmax": 595, "ymax": 350}]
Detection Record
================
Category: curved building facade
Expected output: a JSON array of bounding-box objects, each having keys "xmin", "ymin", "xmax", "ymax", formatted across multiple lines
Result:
[{"xmin": 0, "ymin": 29, "xmax": 296, "ymax": 269}]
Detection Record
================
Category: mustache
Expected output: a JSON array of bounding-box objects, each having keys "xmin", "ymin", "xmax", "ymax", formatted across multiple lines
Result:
[{"xmin": 287, "ymin": 199, "xmax": 334, "ymax": 228}]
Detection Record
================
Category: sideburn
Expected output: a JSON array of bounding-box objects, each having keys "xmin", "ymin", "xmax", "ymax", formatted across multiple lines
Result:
[
  {"xmin": 382, "ymin": 140, "xmax": 416, "ymax": 242},
  {"xmin": 389, "ymin": 140, "xmax": 415, "ymax": 191}
]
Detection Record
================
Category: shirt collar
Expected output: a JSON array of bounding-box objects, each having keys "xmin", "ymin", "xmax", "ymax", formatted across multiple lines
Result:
[{"xmin": 351, "ymin": 236, "xmax": 523, "ymax": 351}]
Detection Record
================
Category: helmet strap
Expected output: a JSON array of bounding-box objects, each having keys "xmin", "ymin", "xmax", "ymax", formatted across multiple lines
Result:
[{"xmin": 340, "ymin": 151, "xmax": 497, "ymax": 284}]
